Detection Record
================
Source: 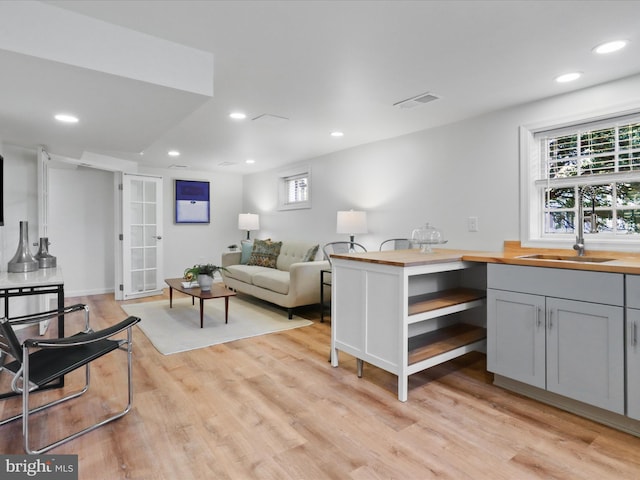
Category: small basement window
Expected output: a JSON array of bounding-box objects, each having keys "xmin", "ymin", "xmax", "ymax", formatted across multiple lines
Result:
[{"xmin": 278, "ymin": 166, "xmax": 311, "ymax": 210}]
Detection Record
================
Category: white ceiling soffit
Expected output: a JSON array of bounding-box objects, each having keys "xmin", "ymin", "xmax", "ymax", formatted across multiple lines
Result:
[
  {"xmin": 0, "ymin": 1, "xmax": 213, "ymax": 159},
  {"xmin": 0, "ymin": 2, "xmax": 213, "ymax": 96}
]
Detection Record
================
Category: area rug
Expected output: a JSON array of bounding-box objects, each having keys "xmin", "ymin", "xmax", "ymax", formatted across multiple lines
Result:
[{"xmin": 121, "ymin": 296, "xmax": 312, "ymax": 355}]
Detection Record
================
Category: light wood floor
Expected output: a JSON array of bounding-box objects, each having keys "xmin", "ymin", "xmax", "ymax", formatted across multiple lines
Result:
[{"xmin": 2, "ymin": 291, "xmax": 640, "ymax": 479}]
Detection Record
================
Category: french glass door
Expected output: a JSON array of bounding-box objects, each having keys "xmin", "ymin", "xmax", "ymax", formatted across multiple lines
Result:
[{"xmin": 122, "ymin": 174, "xmax": 163, "ymax": 299}]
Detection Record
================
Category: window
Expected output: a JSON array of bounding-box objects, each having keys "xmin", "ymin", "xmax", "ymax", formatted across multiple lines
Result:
[
  {"xmin": 285, "ymin": 173, "xmax": 308, "ymax": 204},
  {"xmin": 278, "ymin": 166, "xmax": 311, "ymax": 210},
  {"xmin": 521, "ymin": 110, "xmax": 640, "ymax": 249}
]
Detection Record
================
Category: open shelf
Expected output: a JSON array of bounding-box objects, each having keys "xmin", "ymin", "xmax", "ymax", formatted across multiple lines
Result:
[
  {"xmin": 408, "ymin": 287, "xmax": 486, "ymax": 317},
  {"xmin": 408, "ymin": 323, "xmax": 486, "ymax": 365}
]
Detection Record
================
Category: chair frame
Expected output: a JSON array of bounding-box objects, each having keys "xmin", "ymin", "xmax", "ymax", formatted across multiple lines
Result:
[
  {"xmin": 0, "ymin": 303, "xmax": 140, "ymax": 454},
  {"xmin": 379, "ymin": 238, "xmax": 413, "ymax": 251},
  {"xmin": 322, "ymin": 241, "xmax": 367, "ymax": 267}
]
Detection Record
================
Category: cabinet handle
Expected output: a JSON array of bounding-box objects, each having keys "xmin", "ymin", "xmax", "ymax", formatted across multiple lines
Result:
[
  {"xmin": 548, "ymin": 309, "xmax": 553, "ymax": 330},
  {"xmin": 634, "ymin": 322, "xmax": 638, "ymax": 347},
  {"xmin": 536, "ymin": 307, "xmax": 542, "ymax": 328}
]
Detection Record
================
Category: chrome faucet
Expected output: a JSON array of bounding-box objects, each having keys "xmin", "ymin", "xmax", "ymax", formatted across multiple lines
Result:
[{"xmin": 573, "ymin": 188, "xmax": 585, "ymax": 256}]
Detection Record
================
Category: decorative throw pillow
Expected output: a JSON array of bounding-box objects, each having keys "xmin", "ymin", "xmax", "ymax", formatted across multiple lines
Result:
[
  {"xmin": 240, "ymin": 241, "xmax": 254, "ymax": 264},
  {"xmin": 247, "ymin": 239, "xmax": 282, "ymax": 268},
  {"xmin": 303, "ymin": 244, "xmax": 319, "ymax": 262}
]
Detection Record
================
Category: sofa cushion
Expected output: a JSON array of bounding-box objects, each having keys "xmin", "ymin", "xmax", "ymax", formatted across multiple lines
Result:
[
  {"xmin": 247, "ymin": 239, "xmax": 282, "ymax": 268},
  {"xmin": 276, "ymin": 241, "xmax": 319, "ymax": 271},
  {"xmin": 252, "ymin": 268, "xmax": 290, "ymax": 295},
  {"xmin": 224, "ymin": 265, "xmax": 265, "ymax": 284},
  {"xmin": 303, "ymin": 244, "xmax": 319, "ymax": 262},
  {"xmin": 240, "ymin": 240, "xmax": 253, "ymax": 264}
]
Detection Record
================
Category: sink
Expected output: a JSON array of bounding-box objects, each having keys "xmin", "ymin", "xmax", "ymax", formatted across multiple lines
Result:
[{"xmin": 517, "ymin": 254, "xmax": 615, "ymax": 263}]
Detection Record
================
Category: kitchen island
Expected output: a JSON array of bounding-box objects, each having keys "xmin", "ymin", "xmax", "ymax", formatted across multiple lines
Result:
[{"xmin": 330, "ymin": 249, "xmax": 487, "ymax": 401}]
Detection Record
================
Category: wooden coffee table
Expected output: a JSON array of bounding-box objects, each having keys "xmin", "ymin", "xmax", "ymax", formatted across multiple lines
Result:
[{"xmin": 165, "ymin": 278, "xmax": 237, "ymax": 328}]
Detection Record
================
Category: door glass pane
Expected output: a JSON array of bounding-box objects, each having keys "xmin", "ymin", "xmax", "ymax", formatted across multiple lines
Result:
[
  {"xmin": 144, "ymin": 226, "xmax": 156, "ymax": 247},
  {"xmin": 131, "ymin": 226, "xmax": 144, "ymax": 247},
  {"xmin": 144, "ymin": 181, "xmax": 156, "ymax": 202},
  {"xmin": 145, "ymin": 247, "xmax": 157, "ymax": 269},
  {"xmin": 144, "ymin": 270, "xmax": 157, "ymax": 290},
  {"xmin": 144, "ymin": 203, "xmax": 156, "ymax": 225},
  {"xmin": 131, "ymin": 180, "xmax": 143, "ymax": 202},
  {"xmin": 131, "ymin": 202, "xmax": 143, "ymax": 224},
  {"xmin": 131, "ymin": 248, "xmax": 144, "ymax": 270},
  {"xmin": 131, "ymin": 271, "xmax": 144, "ymax": 292}
]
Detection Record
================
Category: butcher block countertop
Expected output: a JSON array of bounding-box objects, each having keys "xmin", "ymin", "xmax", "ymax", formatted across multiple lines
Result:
[{"xmin": 330, "ymin": 241, "xmax": 640, "ymax": 274}]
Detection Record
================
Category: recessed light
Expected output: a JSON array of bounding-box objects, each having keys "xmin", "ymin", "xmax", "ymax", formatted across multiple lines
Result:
[
  {"xmin": 168, "ymin": 150, "xmax": 180, "ymax": 157},
  {"xmin": 593, "ymin": 40, "xmax": 627, "ymax": 54},
  {"xmin": 229, "ymin": 112, "xmax": 247, "ymax": 120},
  {"xmin": 54, "ymin": 114, "xmax": 79, "ymax": 123},
  {"xmin": 555, "ymin": 72, "xmax": 582, "ymax": 83},
  {"xmin": 331, "ymin": 131, "xmax": 344, "ymax": 137},
  {"xmin": 246, "ymin": 159, "xmax": 255, "ymax": 164}
]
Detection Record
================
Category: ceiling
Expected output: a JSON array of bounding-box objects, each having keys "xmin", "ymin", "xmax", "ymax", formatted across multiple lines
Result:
[{"xmin": 2, "ymin": 0, "xmax": 640, "ymax": 174}]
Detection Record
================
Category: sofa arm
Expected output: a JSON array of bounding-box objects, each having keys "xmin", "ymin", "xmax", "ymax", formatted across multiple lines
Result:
[
  {"xmin": 288, "ymin": 260, "xmax": 331, "ymax": 304},
  {"xmin": 221, "ymin": 251, "xmax": 242, "ymax": 268}
]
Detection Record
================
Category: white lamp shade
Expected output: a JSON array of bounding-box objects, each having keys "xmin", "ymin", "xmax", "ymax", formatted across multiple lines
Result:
[
  {"xmin": 336, "ymin": 210, "xmax": 368, "ymax": 234},
  {"xmin": 238, "ymin": 213, "xmax": 260, "ymax": 231}
]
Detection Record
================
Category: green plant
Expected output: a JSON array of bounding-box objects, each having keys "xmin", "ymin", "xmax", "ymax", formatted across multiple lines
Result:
[{"xmin": 183, "ymin": 264, "xmax": 227, "ymax": 281}]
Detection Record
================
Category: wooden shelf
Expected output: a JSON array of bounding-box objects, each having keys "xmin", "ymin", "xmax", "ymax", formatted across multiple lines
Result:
[
  {"xmin": 408, "ymin": 288, "xmax": 486, "ymax": 316},
  {"xmin": 408, "ymin": 323, "xmax": 486, "ymax": 365}
]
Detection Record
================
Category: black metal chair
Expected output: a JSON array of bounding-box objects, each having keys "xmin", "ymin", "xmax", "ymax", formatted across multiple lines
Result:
[
  {"xmin": 322, "ymin": 241, "xmax": 367, "ymax": 267},
  {"xmin": 0, "ymin": 303, "xmax": 141, "ymax": 454},
  {"xmin": 379, "ymin": 238, "xmax": 413, "ymax": 251}
]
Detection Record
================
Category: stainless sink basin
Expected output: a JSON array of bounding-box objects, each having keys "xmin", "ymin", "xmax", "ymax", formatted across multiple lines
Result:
[{"xmin": 517, "ymin": 254, "xmax": 615, "ymax": 263}]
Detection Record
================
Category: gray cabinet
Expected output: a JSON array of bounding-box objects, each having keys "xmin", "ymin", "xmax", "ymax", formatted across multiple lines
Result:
[
  {"xmin": 625, "ymin": 275, "xmax": 640, "ymax": 420},
  {"xmin": 487, "ymin": 289, "xmax": 545, "ymax": 389},
  {"xmin": 487, "ymin": 264, "xmax": 624, "ymax": 414}
]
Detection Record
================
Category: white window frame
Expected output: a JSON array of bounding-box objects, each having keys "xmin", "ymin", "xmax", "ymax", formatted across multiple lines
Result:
[
  {"xmin": 278, "ymin": 165, "xmax": 311, "ymax": 211},
  {"xmin": 520, "ymin": 104, "xmax": 640, "ymax": 251}
]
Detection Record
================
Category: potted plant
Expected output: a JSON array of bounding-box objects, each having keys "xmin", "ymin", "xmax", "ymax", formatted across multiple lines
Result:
[{"xmin": 183, "ymin": 264, "xmax": 228, "ymax": 292}]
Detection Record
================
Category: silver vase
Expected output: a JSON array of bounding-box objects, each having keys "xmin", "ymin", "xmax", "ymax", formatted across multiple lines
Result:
[
  {"xmin": 8, "ymin": 221, "xmax": 39, "ymax": 272},
  {"xmin": 35, "ymin": 237, "xmax": 57, "ymax": 268}
]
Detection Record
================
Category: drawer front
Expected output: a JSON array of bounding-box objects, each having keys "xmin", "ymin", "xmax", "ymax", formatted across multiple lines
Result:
[{"xmin": 488, "ymin": 264, "xmax": 623, "ymax": 306}]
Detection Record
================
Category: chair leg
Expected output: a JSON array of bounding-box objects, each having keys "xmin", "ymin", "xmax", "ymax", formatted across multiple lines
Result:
[
  {"xmin": 21, "ymin": 335, "xmax": 134, "ymax": 454},
  {"xmin": 357, "ymin": 358, "xmax": 363, "ymax": 378}
]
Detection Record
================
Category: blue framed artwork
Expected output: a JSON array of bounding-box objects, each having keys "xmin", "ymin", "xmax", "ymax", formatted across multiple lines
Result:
[{"xmin": 175, "ymin": 179, "xmax": 210, "ymax": 224}]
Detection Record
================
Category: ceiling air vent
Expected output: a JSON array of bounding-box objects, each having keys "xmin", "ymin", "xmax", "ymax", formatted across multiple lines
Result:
[
  {"xmin": 393, "ymin": 92, "xmax": 439, "ymax": 109},
  {"xmin": 252, "ymin": 114, "xmax": 289, "ymax": 125},
  {"xmin": 218, "ymin": 161, "xmax": 237, "ymax": 167}
]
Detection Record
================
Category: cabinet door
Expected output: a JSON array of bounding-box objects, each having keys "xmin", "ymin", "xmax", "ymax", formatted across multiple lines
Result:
[
  {"xmin": 487, "ymin": 289, "xmax": 546, "ymax": 389},
  {"xmin": 546, "ymin": 298, "xmax": 624, "ymax": 414},
  {"xmin": 627, "ymin": 309, "xmax": 640, "ymax": 420}
]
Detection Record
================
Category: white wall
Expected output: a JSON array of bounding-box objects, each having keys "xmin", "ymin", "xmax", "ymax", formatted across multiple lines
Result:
[
  {"xmin": 49, "ymin": 165, "xmax": 115, "ymax": 296},
  {"xmin": 0, "ymin": 144, "xmax": 39, "ymax": 316},
  {"xmin": 138, "ymin": 166, "xmax": 244, "ymax": 279},
  {"xmin": 1, "ymin": 144, "xmax": 38, "ymax": 269},
  {"xmin": 242, "ymin": 73, "xmax": 640, "ymax": 253}
]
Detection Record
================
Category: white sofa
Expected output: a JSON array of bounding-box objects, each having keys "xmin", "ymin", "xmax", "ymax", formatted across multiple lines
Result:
[{"xmin": 221, "ymin": 240, "xmax": 329, "ymax": 319}]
